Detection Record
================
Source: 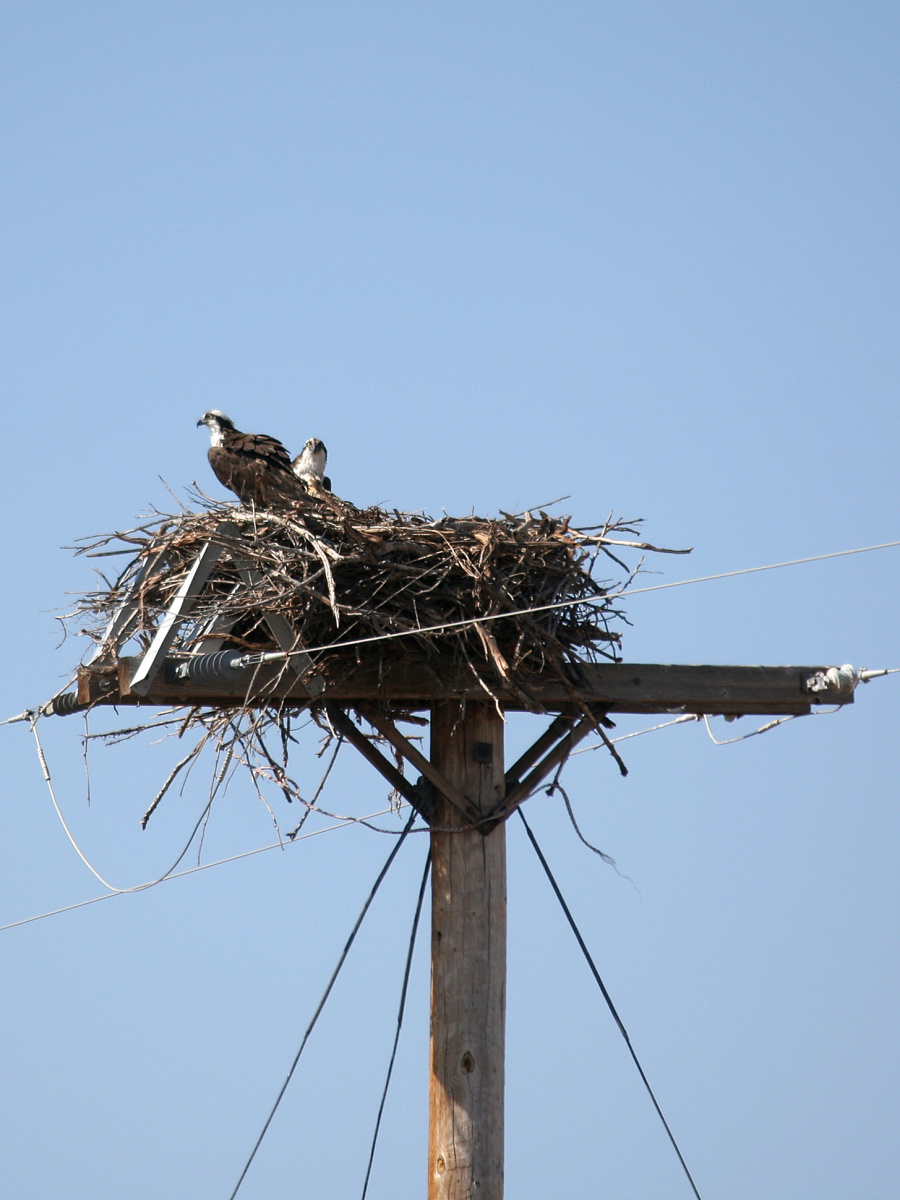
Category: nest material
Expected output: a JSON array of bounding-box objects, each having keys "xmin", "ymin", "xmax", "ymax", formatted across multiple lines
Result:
[
  {"xmin": 72, "ymin": 496, "xmax": 685, "ymax": 699},
  {"xmin": 65, "ymin": 495, "xmax": 687, "ymax": 828}
]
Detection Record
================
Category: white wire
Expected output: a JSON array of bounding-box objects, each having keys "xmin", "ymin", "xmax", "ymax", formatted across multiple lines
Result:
[
  {"xmin": 2, "ymin": 544, "xmax": 898, "ymax": 728},
  {"xmin": 0, "ymin": 804, "xmax": 398, "ymax": 935},
  {"xmin": 244, "ymin": 537, "xmax": 900, "ymax": 664},
  {"xmin": 572, "ymin": 702, "xmax": 847, "ymax": 757},
  {"xmin": 10, "ymin": 655, "xmax": 883, "ymax": 930},
  {"xmin": 8, "ymin": 536, "xmax": 898, "ymax": 921},
  {"xmin": 701, "ymin": 706, "xmax": 842, "ymax": 745},
  {"xmin": 30, "ymin": 715, "xmax": 214, "ymax": 893},
  {"xmin": 0, "ymin": 709, "xmax": 35, "ymax": 727},
  {"xmin": 571, "ymin": 714, "xmax": 700, "ymax": 755}
]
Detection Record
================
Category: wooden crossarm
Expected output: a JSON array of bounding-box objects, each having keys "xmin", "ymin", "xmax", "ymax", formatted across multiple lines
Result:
[{"xmin": 75, "ymin": 658, "xmax": 857, "ymax": 717}]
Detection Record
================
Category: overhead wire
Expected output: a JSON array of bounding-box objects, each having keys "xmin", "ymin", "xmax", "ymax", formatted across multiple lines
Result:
[
  {"xmin": 360, "ymin": 848, "xmax": 432, "ymax": 1200},
  {"xmin": 11, "ymin": 646, "xmax": 894, "ymax": 936},
  {"xmin": 3, "ymin": 527, "xmax": 893, "ymax": 1193},
  {"xmin": 572, "ymin": 704, "xmax": 845, "ymax": 758},
  {"xmin": 232, "ymin": 537, "xmax": 900, "ymax": 665},
  {"xmin": 517, "ymin": 807, "xmax": 704, "ymax": 1200},
  {"xmin": 30, "ymin": 715, "xmax": 217, "ymax": 894},
  {"xmin": 572, "ymin": 713, "xmax": 700, "ymax": 755},
  {"xmin": 5, "ymin": 676, "xmax": 882, "ymax": 937},
  {"xmin": 11, "ymin": 703, "xmax": 406, "ymax": 933},
  {"xmin": 227, "ymin": 808, "xmax": 418, "ymax": 1200},
  {"xmin": 1, "ymin": 541, "xmax": 897, "ymax": 733},
  {"xmin": 0, "ymin": 804, "xmax": 401, "ymax": 935},
  {"xmin": 701, "ymin": 705, "xmax": 841, "ymax": 745}
]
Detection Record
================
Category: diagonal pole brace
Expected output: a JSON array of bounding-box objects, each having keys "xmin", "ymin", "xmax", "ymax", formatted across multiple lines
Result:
[
  {"xmin": 358, "ymin": 704, "xmax": 480, "ymax": 826},
  {"xmin": 490, "ymin": 715, "xmax": 596, "ymax": 823},
  {"xmin": 504, "ymin": 714, "xmax": 577, "ymax": 789},
  {"xmin": 323, "ymin": 703, "xmax": 433, "ymax": 821}
]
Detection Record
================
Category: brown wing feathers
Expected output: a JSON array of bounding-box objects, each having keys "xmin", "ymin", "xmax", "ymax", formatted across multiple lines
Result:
[
  {"xmin": 199, "ymin": 412, "xmax": 307, "ymax": 507},
  {"xmin": 226, "ymin": 429, "xmax": 294, "ymax": 473}
]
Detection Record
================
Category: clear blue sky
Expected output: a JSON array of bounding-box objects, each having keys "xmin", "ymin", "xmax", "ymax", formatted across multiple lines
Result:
[{"xmin": 1, "ymin": 3, "xmax": 898, "ymax": 1197}]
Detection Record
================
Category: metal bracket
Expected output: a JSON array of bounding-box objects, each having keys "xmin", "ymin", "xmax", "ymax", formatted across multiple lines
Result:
[
  {"xmin": 803, "ymin": 664, "xmax": 859, "ymax": 697},
  {"xmin": 129, "ymin": 523, "xmax": 238, "ymax": 696},
  {"xmin": 232, "ymin": 555, "xmax": 324, "ymax": 697},
  {"xmin": 88, "ymin": 544, "xmax": 170, "ymax": 663},
  {"xmin": 127, "ymin": 523, "xmax": 324, "ymax": 700}
]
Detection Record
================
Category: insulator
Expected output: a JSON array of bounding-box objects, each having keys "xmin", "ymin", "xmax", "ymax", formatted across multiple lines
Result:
[
  {"xmin": 183, "ymin": 650, "xmax": 247, "ymax": 686},
  {"xmin": 804, "ymin": 664, "xmax": 859, "ymax": 695},
  {"xmin": 47, "ymin": 691, "xmax": 86, "ymax": 716}
]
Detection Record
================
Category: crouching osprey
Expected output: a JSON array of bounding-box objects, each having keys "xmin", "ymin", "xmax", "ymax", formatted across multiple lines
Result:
[
  {"xmin": 197, "ymin": 410, "xmax": 305, "ymax": 507},
  {"xmin": 292, "ymin": 438, "xmax": 332, "ymax": 493}
]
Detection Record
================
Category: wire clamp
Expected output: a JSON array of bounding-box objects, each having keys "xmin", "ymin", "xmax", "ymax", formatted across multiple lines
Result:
[{"xmin": 804, "ymin": 664, "xmax": 859, "ymax": 695}]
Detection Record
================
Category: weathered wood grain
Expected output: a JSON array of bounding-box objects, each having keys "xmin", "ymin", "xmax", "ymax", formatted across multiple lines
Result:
[
  {"xmin": 75, "ymin": 657, "xmax": 855, "ymax": 716},
  {"xmin": 429, "ymin": 701, "xmax": 506, "ymax": 1200}
]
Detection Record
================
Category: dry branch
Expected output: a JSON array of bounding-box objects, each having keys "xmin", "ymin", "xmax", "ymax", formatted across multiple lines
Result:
[{"xmin": 66, "ymin": 495, "xmax": 686, "ymax": 821}]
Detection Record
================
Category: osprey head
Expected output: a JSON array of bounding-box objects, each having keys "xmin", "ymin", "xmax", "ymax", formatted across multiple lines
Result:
[
  {"xmin": 197, "ymin": 409, "xmax": 234, "ymax": 431},
  {"xmin": 197, "ymin": 410, "xmax": 236, "ymax": 447},
  {"xmin": 293, "ymin": 437, "xmax": 328, "ymax": 482}
]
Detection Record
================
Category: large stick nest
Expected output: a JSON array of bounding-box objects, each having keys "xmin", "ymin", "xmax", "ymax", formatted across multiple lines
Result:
[
  {"xmin": 61, "ymin": 495, "xmax": 687, "ymax": 829},
  {"xmin": 70, "ymin": 495, "xmax": 687, "ymax": 701}
]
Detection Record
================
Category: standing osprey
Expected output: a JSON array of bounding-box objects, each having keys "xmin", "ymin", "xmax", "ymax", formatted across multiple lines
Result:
[
  {"xmin": 196, "ymin": 410, "xmax": 304, "ymax": 507},
  {"xmin": 292, "ymin": 438, "xmax": 332, "ymax": 493}
]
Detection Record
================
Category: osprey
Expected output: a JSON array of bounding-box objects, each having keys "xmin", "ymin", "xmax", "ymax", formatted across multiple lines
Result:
[
  {"xmin": 196, "ymin": 410, "xmax": 304, "ymax": 507},
  {"xmin": 292, "ymin": 438, "xmax": 332, "ymax": 493}
]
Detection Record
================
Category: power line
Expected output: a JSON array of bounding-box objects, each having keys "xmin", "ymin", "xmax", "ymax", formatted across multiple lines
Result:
[
  {"xmin": 2, "ymin": 542, "xmax": 897, "ymax": 728},
  {"xmin": 573, "ymin": 701, "xmax": 846, "ymax": 758},
  {"xmin": 518, "ymin": 807, "xmax": 704, "ymax": 1200},
  {"xmin": 30, "ymin": 715, "xmax": 216, "ymax": 894},
  {"xmin": 700, "ymin": 704, "xmax": 846, "ymax": 745},
  {"xmin": 572, "ymin": 713, "xmax": 699, "ymax": 755},
  {"xmin": 612, "ymin": 539, "xmax": 900, "ymax": 601},
  {"xmin": 227, "ymin": 809, "xmax": 417, "ymax": 1200},
  {"xmin": 10, "ymin": 646, "xmax": 896, "ymax": 935},
  {"xmin": 235, "ymin": 537, "xmax": 900, "ymax": 666},
  {"xmin": 13, "ymin": 706, "xmax": 402, "ymax": 931},
  {"xmin": 0, "ymin": 805, "xmax": 399, "ymax": 935},
  {"xmin": 360, "ymin": 848, "xmax": 431, "ymax": 1199}
]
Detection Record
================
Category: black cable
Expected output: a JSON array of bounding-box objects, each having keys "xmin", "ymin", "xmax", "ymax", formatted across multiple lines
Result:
[
  {"xmin": 517, "ymin": 808, "xmax": 704, "ymax": 1200},
  {"xmin": 227, "ymin": 809, "xmax": 417, "ymax": 1200},
  {"xmin": 360, "ymin": 848, "xmax": 432, "ymax": 1199}
]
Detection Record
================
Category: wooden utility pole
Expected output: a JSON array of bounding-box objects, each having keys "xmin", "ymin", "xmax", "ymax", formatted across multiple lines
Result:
[
  {"xmin": 61, "ymin": 643, "xmax": 860, "ymax": 1199},
  {"xmin": 429, "ymin": 701, "xmax": 506, "ymax": 1200},
  {"xmin": 44, "ymin": 515, "xmax": 877, "ymax": 1200}
]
